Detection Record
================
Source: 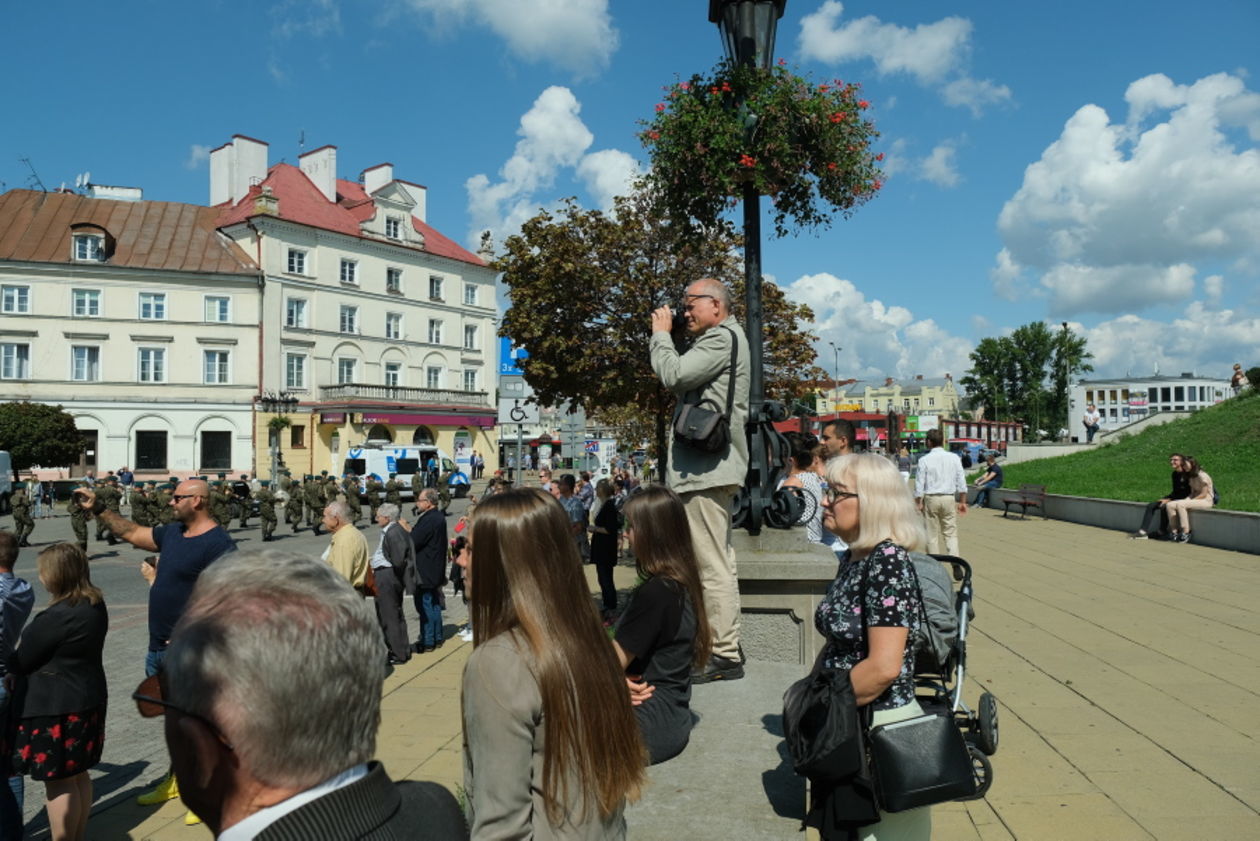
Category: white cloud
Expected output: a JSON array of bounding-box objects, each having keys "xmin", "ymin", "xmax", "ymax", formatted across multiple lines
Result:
[
  {"xmin": 991, "ymin": 248, "xmax": 1022, "ymax": 300},
  {"xmin": 784, "ymin": 272, "xmax": 972, "ymax": 382},
  {"xmin": 798, "ymin": 2, "xmax": 1010, "ymax": 115},
  {"xmin": 402, "ymin": 0, "xmax": 617, "ymax": 77},
  {"xmin": 576, "ymin": 149, "xmax": 640, "ymax": 212},
  {"xmin": 1085, "ymin": 302, "xmax": 1260, "ymax": 378},
  {"xmin": 272, "ymin": 0, "xmax": 342, "ymax": 39},
  {"xmin": 994, "ymin": 72, "xmax": 1260, "ymax": 317},
  {"xmin": 184, "ymin": 144, "xmax": 212, "ymax": 170},
  {"xmin": 919, "ymin": 141, "xmax": 961, "ymax": 187},
  {"xmin": 1203, "ymin": 274, "xmax": 1224, "ymax": 306}
]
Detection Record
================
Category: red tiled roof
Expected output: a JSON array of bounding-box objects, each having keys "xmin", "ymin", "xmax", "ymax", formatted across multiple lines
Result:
[
  {"xmin": 215, "ymin": 164, "xmax": 485, "ymax": 267},
  {"xmin": 0, "ymin": 190, "xmax": 257, "ymax": 275}
]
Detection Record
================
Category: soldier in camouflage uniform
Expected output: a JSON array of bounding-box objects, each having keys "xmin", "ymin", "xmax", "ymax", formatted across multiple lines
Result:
[
  {"xmin": 365, "ymin": 474, "xmax": 384, "ymax": 521},
  {"xmin": 410, "ymin": 470, "xmax": 423, "ymax": 509},
  {"xmin": 94, "ymin": 478, "xmax": 121, "ymax": 544},
  {"xmin": 11, "ymin": 485, "xmax": 34, "ymax": 547},
  {"xmin": 304, "ymin": 476, "xmax": 324, "ymax": 534},
  {"xmin": 68, "ymin": 481, "xmax": 89, "ymax": 552},
  {"xmin": 154, "ymin": 481, "xmax": 175, "ymax": 525},
  {"xmin": 130, "ymin": 484, "xmax": 152, "ymax": 527},
  {"xmin": 210, "ymin": 481, "xmax": 232, "ymax": 529},
  {"xmin": 255, "ymin": 480, "xmax": 278, "ymax": 541},
  {"xmin": 438, "ymin": 465, "xmax": 453, "ymax": 513},
  {"xmin": 285, "ymin": 478, "xmax": 304, "ymax": 533},
  {"xmin": 341, "ymin": 473, "xmax": 362, "ymax": 524},
  {"xmin": 385, "ymin": 473, "xmax": 403, "ymax": 508}
]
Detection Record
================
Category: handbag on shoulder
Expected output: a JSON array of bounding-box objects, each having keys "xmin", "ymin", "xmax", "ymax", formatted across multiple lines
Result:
[
  {"xmin": 672, "ymin": 326, "xmax": 738, "ymax": 453},
  {"xmin": 782, "ymin": 649, "xmax": 864, "ymax": 784}
]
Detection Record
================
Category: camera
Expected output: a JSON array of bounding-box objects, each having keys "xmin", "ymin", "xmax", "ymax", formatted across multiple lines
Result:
[{"xmin": 670, "ymin": 301, "xmax": 689, "ymax": 334}]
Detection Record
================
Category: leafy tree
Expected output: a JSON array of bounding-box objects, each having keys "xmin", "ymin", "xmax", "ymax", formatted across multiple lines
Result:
[
  {"xmin": 494, "ymin": 188, "xmax": 824, "ymax": 468},
  {"xmin": 0, "ymin": 401, "xmax": 83, "ymax": 478}
]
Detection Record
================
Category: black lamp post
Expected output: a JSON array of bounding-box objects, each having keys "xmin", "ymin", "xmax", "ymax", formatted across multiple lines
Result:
[
  {"xmin": 709, "ymin": 0, "xmax": 796, "ymax": 535},
  {"xmin": 259, "ymin": 391, "xmax": 300, "ymax": 480}
]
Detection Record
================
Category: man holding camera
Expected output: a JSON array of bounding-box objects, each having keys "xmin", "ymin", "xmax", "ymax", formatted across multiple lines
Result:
[{"xmin": 650, "ymin": 278, "xmax": 750, "ymax": 683}]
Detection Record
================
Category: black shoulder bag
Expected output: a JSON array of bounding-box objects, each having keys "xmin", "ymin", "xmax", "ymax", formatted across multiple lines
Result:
[
  {"xmin": 672, "ymin": 326, "xmax": 738, "ymax": 453},
  {"xmin": 782, "ymin": 646, "xmax": 864, "ymax": 784}
]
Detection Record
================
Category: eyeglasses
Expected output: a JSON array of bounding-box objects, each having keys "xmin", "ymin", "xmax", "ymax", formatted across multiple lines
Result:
[
  {"xmin": 823, "ymin": 487, "xmax": 859, "ymax": 504},
  {"xmin": 683, "ymin": 294, "xmax": 715, "ymax": 312},
  {"xmin": 171, "ymin": 494, "xmax": 205, "ymax": 502},
  {"xmin": 132, "ymin": 673, "xmax": 235, "ymax": 751}
]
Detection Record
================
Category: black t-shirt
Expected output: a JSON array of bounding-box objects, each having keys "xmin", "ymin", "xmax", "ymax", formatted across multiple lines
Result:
[
  {"xmin": 988, "ymin": 464, "xmax": 1004, "ymax": 487},
  {"xmin": 148, "ymin": 524, "xmax": 236, "ymax": 650},
  {"xmin": 1169, "ymin": 471, "xmax": 1191, "ymax": 500}
]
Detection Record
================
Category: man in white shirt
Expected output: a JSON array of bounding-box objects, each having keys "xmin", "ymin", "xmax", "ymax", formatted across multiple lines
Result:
[
  {"xmin": 372, "ymin": 503, "xmax": 414, "ymax": 665},
  {"xmin": 914, "ymin": 428, "xmax": 968, "ymax": 556},
  {"xmin": 1082, "ymin": 403, "xmax": 1102, "ymax": 443}
]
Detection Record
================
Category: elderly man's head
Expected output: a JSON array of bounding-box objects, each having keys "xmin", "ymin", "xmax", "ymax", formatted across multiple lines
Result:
[
  {"xmin": 156, "ymin": 550, "xmax": 384, "ymax": 835},
  {"xmin": 416, "ymin": 488, "xmax": 440, "ymax": 511},
  {"xmin": 375, "ymin": 503, "xmax": 400, "ymax": 526},
  {"xmin": 322, "ymin": 501, "xmax": 351, "ymax": 532},
  {"xmin": 683, "ymin": 278, "xmax": 731, "ymax": 335}
]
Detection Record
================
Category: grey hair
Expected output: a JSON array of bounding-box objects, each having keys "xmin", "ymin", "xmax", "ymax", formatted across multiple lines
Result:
[
  {"xmin": 324, "ymin": 500, "xmax": 350, "ymax": 523},
  {"xmin": 377, "ymin": 502, "xmax": 400, "ymax": 522},
  {"xmin": 688, "ymin": 277, "xmax": 732, "ymax": 312},
  {"xmin": 163, "ymin": 550, "xmax": 384, "ymax": 788},
  {"xmin": 420, "ymin": 488, "xmax": 440, "ymax": 506}
]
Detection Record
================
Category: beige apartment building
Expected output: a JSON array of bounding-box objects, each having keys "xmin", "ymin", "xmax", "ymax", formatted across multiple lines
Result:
[{"xmin": 859, "ymin": 374, "xmax": 960, "ymax": 416}]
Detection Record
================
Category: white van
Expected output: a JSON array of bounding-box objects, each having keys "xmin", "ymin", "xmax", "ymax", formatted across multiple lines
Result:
[
  {"xmin": 0, "ymin": 451, "xmax": 11, "ymax": 514},
  {"xmin": 341, "ymin": 444, "xmax": 455, "ymax": 501}
]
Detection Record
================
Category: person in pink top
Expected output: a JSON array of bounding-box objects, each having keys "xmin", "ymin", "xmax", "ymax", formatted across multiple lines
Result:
[{"xmin": 1164, "ymin": 455, "xmax": 1214, "ymax": 543}]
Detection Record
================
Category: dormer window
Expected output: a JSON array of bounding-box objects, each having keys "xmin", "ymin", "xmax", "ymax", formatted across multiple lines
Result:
[
  {"xmin": 73, "ymin": 233, "xmax": 104, "ymax": 261},
  {"xmin": 385, "ymin": 216, "xmax": 402, "ymax": 239}
]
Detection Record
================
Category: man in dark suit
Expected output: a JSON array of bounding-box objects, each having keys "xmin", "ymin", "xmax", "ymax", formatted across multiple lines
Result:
[
  {"xmin": 145, "ymin": 550, "xmax": 467, "ymax": 840},
  {"xmin": 409, "ymin": 489, "xmax": 448, "ymax": 654},
  {"xmin": 371, "ymin": 503, "xmax": 414, "ymax": 665}
]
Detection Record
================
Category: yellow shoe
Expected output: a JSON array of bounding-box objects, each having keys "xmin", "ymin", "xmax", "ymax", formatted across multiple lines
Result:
[
  {"xmin": 136, "ymin": 772, "xmax": 179, "ymax": 806},
  {"xmin": 184, "ymin": 810, "xmax": 202, "ymax": 826}
]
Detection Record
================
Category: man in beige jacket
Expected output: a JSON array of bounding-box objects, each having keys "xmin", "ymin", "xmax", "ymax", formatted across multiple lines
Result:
[{"xmin": 322, "ymin": 500, "xmax": 370, "ymax": 591}]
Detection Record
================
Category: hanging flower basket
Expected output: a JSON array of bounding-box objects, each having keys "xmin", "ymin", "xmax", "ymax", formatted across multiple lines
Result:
[{"xmin": 640, "ymin": 60, "xmax": 884, "ymax": 238}]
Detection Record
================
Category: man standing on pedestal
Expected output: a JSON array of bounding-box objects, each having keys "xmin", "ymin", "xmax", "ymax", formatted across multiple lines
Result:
[
  {"xmin": 914, "ymin": 428, "xmax": 968, "ymax": 556},
  {"xmin": 650, "ymin": 277, "xmax": 749, "ymax": 683}
]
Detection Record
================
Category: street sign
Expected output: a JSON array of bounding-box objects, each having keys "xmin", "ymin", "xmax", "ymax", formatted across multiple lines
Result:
[{"xmin": 497, "ymin": 398, "xmax": 540, "ymax": 425}]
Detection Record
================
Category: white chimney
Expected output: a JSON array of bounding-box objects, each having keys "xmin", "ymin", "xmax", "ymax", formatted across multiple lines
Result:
[
  {"xmin": 300, "ymin": 145, "xmax": 338, "ymax": 202},
  {"xmin": 362, "ymin": 163, "xmax": 393, "ymax": 195},
  {"xmin": 209, "ymin": 135, "xmax": 269, "ymax": 205}
]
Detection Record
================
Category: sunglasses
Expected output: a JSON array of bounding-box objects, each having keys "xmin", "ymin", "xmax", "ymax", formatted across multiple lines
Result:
[
  {"xmin": 171, "ymin": 494, "xmax": 206, "ymax": 502},
  {"xmin": 132, "ymin": 673, "xmax": 235, "ymax": 751}
]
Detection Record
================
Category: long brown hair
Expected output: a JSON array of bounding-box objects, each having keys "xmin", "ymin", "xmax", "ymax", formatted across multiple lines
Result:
[
  {"xmin": 38, "ymin": 543, "xmax": 103, "ymax": 606},
  {"xmin": 467, "ymin": 488, "xmax": 645, "ymax": 823},
  {"xmin": 622, "ymin": 486, "xmax": 713, "ymax": 669}
]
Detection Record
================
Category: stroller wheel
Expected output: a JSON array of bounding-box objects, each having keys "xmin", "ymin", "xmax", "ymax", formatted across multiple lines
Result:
[
  {"xmin": 957, "ymin": 743, "xmax": 993, "ymax": 801},
  {"xmin": 977, "ymin": 692, "xmax": 999, "ymax": 756}
]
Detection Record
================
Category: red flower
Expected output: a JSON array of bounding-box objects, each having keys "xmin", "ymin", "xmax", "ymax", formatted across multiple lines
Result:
[
  {"xmin": 721, "ymin": 82, "xmax": 732, "ymax": 93},
  {"xmin": 830, "ymin": 112, "xmax": 845, "ymax": 124},
  {"xmin": 872, "ymin": 179, "xmax": 883, "ymax": 191},
  {"xmin": 67, "ymin": 714, "xmax": 80, "ymax": 723},
  {"xmin": 64, "ymin": 738, "xmax": 78, "ymax": 750},
  {"xmin": 858, "ymin": 99, "xmax": 870, "ymax": 109},
  {"xmin": 30, "ymin": 729, "xmax": 39, "ymax": 736},
  {"xmin": 778, "ymin": 58, "xmax": 787, "ymax": 66},
  {"xmin": 679, "ymin": 81, "xmax": 691, "ymax": 91},
  {"xmin": 18, "ymin": 745, "xmax": 31, "ymax": 760},
  {"xmin": 875, "ymin": 153, "xmax": 885, "ymax": 161},
  {"xmin": 818, "ymin": 85, "xmax": 830, "ymax": 93},
  {"xmin": 827, "ymin": 162, "xmax": 837, "ymax": 171},
  {"xmin": 647, "ymin": 131, "xmax": 660, "ymax": 141},
  {"xmin": 655, "ymin": 103, "xmax": 665, "ymax": 112},
  {"xmin": 65, "ymin": 760, "xmax": 76, "ymax": 771},
  {"xmin": 50, "ymin": 724, "xmax": 62, "ymax": 740},
  {"xmin": 739, "ymin": 154, "xmax": 757, "ymax": 168},
  {"xmin": 35, "ymin": 752, "xmax": 47, "ymax": 765},
  {"xmin": 86, "ymin": 741, "xmax": 95, "ymax": 753},
  {"xmin": 710, "ymin": 87, "xmax": 720, "ymax": 95}
]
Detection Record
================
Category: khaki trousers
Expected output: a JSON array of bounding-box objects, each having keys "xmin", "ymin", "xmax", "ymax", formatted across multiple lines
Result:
[
  {"xmin": 1165, "ymin": 497, "xmax": 1212, "ymax": 531},
  {"xmin": 681, "ymin": 485, "xmax": 741, "ymax": 661},
  {"xmin": 922, "ymin": 495, "xmax": 959, "ymax": 557}
]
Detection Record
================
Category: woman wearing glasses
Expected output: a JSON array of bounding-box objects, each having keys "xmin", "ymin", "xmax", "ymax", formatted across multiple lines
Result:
[
  {"xmin": 7, "ymin": 543, "xmax": 108, "ymax": 841},
  {"xmin": 811, "ymin": 454, "xmax": 931, "ymax": 840},
  {"xmin": 460, "ymin": 488, "xmax": 645, "ymax": 838}
]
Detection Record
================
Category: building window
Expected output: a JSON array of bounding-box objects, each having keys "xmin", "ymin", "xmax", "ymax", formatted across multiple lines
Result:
[
  {"xmin": 428, "ymin": 319, "xmax": 442, "ymax": 344},
  {"xmin": 464, "ymin": 284, "xmax": 477, "ymax": 306},
  {"xmin": 139, "ymin": 292, "xmax": 166, "ymax": 320},
  {"xmin": 72, "ymin": 289, "xmax": 101, "ymax": 317},
  {"xmin": 201, "ymin": 431, "xmax": 232, "ymax": 470},
  {"xmin": 340, "ymin": 259, "xmax": 358, "ymax": 284},
  {"xmin": 385, "ymin": 312, "xmax": 402, "ymax": 340},
  {"xmin": 385, "ymin": 216, "xmax": 402, "ymax": 239},
  {"xmin": 287, "ymin": 249, "xmax": 307, "ymax": 275},
  {"xmin": 463, "ymin": 369, "xmax": 477, "ymax": 392},
  {"xmin": 204, "ymin": 296, "xmax": 230, "ymax": 323},
  {"xmin": 337, "ymin": 358, "xmax": 357, "ymax": 384},
  {"xmin": 71, "ymin": 346, "xmax": 100, "ymax": 382},
  {"xmin": 203, "ymin": 350, "xmax": 230, "ymax": 384},
  {"xmin": 463, "ymin": 324, "xmax": 477, "ymax": 350},
  {"xmin": 384, "ymin": 362, "xmax": 402, "ymax": 387},
  {"xmin": 928, "ymin": 397, "xmax": 935, "ymax": 408},
  {"xmin": 285, "ymin": 353, "xmax": 306, "ymax": 389},
  {"xmin": 1174, "ymin": 386, "xmax": 1185, "ymax": 402},
  {"xmin": 285, "ymin": 298, "xmax": 307, "ymax": 328},
  {"xmin": 138, "ymin": 348, "xmax": 166, "ymax": 383},
  {"xmin": 339, "ymin": 305, "xmax": 359, "ymax": 334},
  {"xmin": 135, "ymin": 430, "xmax": 168, "ymax": 470},
  {"xmin": 0, "ymin": 344, "xmax": 30, "ymax": 379},
  {"xmin": 290, "ymin": 424, "xmax": 306, "ymax": 448},
  {"xmin": 73, "ymin": 234, "xmax": 104, "ymax": 261},
  {"xmin": 386, "ymin": 268, "xmax": 402, "ymax": 293},
  {"xmin": 429, "ymin": 275, "xmax": 443, "ymax": 300},
  {"xmin": 1, "ymin": 285, "xmax": 30, "ymax": 314},
  {"xmin": 426, "ymin": 366, "xmax": 443, "ymax": 389}
]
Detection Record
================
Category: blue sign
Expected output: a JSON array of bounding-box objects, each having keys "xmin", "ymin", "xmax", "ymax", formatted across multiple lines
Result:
[
  {"xmin": 585, "ymin": 440, "xmax": 599, "ymax": 453},
  {"xmin": 498, "ymin": 337, "xmax": 529, "ymax": 376}
]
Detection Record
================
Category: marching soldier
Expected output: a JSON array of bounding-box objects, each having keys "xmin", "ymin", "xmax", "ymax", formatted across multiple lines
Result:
[
  {"xmin": 11, "ymin": 484, "xmax": 34, "ymax": 547},
  {"xmin": 285, "ymin": 478, "xmax": 305, "ymax": 533},
  {"xmin": 304, "ymin": 476, "xmax": 323, "ymax": 534},
  {"xmin": 154, "ymin": 480, "xmax": 176, "ymax": 525},
  {"xmin": 438, "ymin": 465, "xmax": 453, "ymax": 513},
  {"xmin": 410, "ymin": 469, "xmax": 423, "ymax": 508},
  {"xmin": 365, "ymin": 474, "xmax": 384, "ymax": 521},
  {"xmin": 234, "ymin": 474, "xmax": 253, "ymax": 528},
  {"xmin": 209, "ymin": 480, "xmax": 232, "ymax": 528},
  {"xmin": 94, "ymin": 477, "xmax": 120, "ymax": 545},
  {"xmin": 385, "ymin": 473, "xmax": 402, "ymax": 508},
  {"xmin": 68, "ymin": 480, "xmax": 89, "ymax": 552},
  {"xmin": 255, "ymin": 480, "xmax": 278, "ymax": 541},
  {"xmin": 341, "ymin": 473, "xmax": 362, "ymax": 524},
  {"xmin": 131, "ymin": 483, "xmax": 152, "ymax": 527}
]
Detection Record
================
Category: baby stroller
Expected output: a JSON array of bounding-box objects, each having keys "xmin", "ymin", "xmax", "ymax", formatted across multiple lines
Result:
[{"xmin": 911, "ymin": 553, "xmax": 999, "ymax": 799}]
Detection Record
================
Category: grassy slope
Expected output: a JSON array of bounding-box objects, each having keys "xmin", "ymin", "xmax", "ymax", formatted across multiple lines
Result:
[{"xmin": 997, "ymin": 397, "xmax": 1260, "ymax": 514}]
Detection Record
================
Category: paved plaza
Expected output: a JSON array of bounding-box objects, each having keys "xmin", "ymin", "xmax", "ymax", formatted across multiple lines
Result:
[{"xmin": 3, "ymin": 493, "xmax": 1258, "ymax": 840}]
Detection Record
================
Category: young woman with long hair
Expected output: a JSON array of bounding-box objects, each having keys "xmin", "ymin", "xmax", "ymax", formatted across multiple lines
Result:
[
  {"xmin": 812, "ymin": 454, "xmax": 931, "ymax": 840},
  {"xmin": 613, "ymin": 486, "xmax": 712, "ymax": 765},
  {"xmin": 460, "ymin": 488, "xmax": 645, "ymax": 837},
  {"xmin": 8, "ymin": 543, "xmax": 108, "ymax": 841},
  {"xmin": 588, "ymin": 478, "xmax": 621, "ymax": 616}
]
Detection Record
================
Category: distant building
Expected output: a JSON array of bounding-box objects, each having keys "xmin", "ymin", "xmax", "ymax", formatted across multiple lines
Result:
[
  {"xmin": 1069, "ymin": 374, "xmax": 1228, "ymax": 437},
  {"xmin": 858, "ymin": 374, "xmax": 960, "ymax": 417}
]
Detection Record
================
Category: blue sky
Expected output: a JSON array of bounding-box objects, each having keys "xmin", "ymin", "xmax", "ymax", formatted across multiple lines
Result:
[{"xmin": 3, "ymin": 0, "xmax": 1258, "ymax": 385}]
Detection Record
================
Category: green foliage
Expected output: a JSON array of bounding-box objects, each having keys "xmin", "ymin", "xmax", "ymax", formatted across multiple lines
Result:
[
  {"xmin": 267, "ymin": 415, "xmax": 292, "ymax": 431},
  {"xmin": 0, "ymin": 401, "xmax": 83, "ymax": 476},
  {"xmin": 1246, "ymin": 367, "xmax": 1260, "ymax": 394},
  {"xmin": 1003, "ymin": 398, "xmax": 1260, "ymax": 512},
  {"xmin": 640, "ymin": 60, "xmax": 883, "ymax": 238}
]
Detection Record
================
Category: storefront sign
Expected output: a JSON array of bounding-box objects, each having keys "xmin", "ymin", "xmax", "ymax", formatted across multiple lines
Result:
[
  {"xmin": 360, "ymin": 412, "xmax": 495, "ymax": 428},
  {"xmin": 319, "ymin": 412, "xmax": 347, "ymax": 424},
  {"xmin": 453, "ymin": 429, "xmax": 472, "ymax": 471}
]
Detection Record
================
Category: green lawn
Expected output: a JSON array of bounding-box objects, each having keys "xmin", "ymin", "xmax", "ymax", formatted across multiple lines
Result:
[{"xmin": 995, "ymin": 397, "xmax": 1260, "ymax": 513}]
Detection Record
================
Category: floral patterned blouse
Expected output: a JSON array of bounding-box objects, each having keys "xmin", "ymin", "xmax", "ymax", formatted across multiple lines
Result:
[{"xmin": 815, "ymin": 540, "xmax": 922, "ymax": 711}]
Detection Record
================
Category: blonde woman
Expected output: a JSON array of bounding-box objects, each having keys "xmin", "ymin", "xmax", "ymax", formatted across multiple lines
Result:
[
  {"xmin": 1165, "ymin": 455, "xmax": 1214, "ymax": 543},
  {"xmin": 812, "ymin": 454, "xmax": 930, "ymax": 840}
]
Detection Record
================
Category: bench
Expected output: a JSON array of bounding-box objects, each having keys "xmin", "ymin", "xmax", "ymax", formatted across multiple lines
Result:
[{"xmin": 1003, "ymin": 484, "xmax": 1046, "ymax": 519}]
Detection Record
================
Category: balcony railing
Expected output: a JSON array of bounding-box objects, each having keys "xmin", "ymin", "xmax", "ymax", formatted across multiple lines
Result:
[{"xmin": 319, "ymin": 383, "xmax": 490, "ymax": 409}]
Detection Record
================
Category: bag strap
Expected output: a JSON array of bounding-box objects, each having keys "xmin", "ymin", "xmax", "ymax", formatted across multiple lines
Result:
[
  {"xmin": 855, "ymin": 545, "xmax": 930, "ymax": 728},
  {"xmin": 721, "ymin": 325, "xmax": 738, "ymax": 421}
]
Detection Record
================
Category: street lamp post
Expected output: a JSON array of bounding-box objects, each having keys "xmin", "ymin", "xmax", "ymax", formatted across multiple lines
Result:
[
  {"xmin": 709, "ymin": 0, "xmax": 792, "ymax": 536},
  {"xmin": 828, "ymin": 341, "xmax": 841, "ymax": 409},
  {"xmin": 259, "ymin": 391, "xmax": 299, "ymax": 481}
]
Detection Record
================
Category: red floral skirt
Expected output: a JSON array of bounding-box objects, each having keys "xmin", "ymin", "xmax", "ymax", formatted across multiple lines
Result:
[{"xmin": 11, "ymin": 707, "xmax": 105, "ymax": 781}]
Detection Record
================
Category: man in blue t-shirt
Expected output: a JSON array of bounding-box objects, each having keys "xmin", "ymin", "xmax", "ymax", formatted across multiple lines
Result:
[
  {"xmin": 972, "ymin": 454, "xmax": 1004, "ymax": 509},
  {"xmin": 74, "ymin": 476, "xmax": 235, "ymax": 817}
]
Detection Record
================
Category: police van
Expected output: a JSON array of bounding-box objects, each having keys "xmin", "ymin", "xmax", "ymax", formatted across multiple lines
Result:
[{"xmin": 341, "ymin": 444, "xmax": 455, "ymax": 502}]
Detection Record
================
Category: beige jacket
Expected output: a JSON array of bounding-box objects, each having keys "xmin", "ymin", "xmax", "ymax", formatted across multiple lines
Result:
[
  {"xmin": 650, "ymin": 314, "xmax": 750, "ymax": 494},
  {"xmin": 326, "ymin": 525, "xmax": 370, "ymax": 589}
]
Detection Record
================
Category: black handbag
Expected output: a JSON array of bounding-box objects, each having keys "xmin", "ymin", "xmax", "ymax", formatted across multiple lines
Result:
[
  {"xmin": 672, "ymin": 326, "xmax": 738, "ymax": 453},
  {"xmin": 782, "ymin": 650, "xmax": 864, "ymax": 784}
]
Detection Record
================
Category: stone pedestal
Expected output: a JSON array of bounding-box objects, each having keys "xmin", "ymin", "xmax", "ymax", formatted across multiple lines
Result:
[{"xmin": 734, "ymin": 528, "xmax": 838, "ymax": 665}]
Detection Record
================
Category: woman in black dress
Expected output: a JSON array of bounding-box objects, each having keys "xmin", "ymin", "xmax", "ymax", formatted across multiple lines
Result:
[
  {"xmin": 8, "ymin": 543, "xmax": 108, "ymax": 841},
  {"xmin": 588, "ymin": 479, "xmax": 621, "ymax": 616}
]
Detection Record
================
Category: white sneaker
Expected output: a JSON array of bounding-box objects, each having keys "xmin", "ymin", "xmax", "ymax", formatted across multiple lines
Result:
[{"xmin": 458, "ymin": 628, "xmax": 474, "ymax": 641}]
